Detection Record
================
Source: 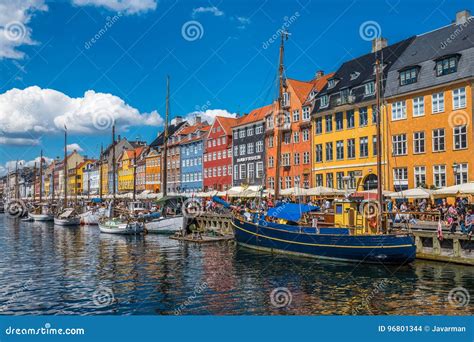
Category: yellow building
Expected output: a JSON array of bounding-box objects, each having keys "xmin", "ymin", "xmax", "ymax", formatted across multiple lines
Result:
[
  {"xmin": 117, "ymin": 147, "xmax": 146, "ymax": 193},
  {"xmin": 77, "ymin": 160, "xmax": 95, "ymax": 195}
]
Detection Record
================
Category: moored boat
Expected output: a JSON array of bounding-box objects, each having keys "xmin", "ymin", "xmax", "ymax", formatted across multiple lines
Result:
[
  {"xmin": 54, "ymin": 208, "xmax": 81, "ymax": 226},
  {"xmin": 99, "ymin": 218, "xmax": 144, "ymax": 235},
  {"xmin": 145, "ymin": 215, "xmax": 184, "ymax": 234}
]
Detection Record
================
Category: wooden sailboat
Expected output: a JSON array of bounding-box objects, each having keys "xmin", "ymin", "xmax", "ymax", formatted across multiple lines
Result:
[
  {"xmin": 30, "ymin": 151, "xmax": 54, "ymax": 222},
  {"xmin": 232, "ymin": 32, "xmax": 416, "ymax": 264}
]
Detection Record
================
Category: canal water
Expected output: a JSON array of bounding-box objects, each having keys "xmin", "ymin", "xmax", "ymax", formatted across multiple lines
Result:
[{"xmin": 0, "ymin": 214, "xmax": 472, "ymax": 315}]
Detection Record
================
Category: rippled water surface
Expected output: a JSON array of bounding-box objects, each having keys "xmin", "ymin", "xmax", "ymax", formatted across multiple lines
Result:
[{"xmin": 0, "ymin": 214, "xmax": 473, "ymax": 315}]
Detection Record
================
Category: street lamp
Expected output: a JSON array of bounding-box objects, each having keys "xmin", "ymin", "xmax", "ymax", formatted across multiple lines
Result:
[{"xmin": 452, "ymin": 163, "xmax": 460, "ymax": 185}]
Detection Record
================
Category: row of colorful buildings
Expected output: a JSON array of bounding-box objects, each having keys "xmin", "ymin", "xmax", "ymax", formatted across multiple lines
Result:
[{"xmin": 2, "ymin": 10, "xmax": 473, "ymax": 199}]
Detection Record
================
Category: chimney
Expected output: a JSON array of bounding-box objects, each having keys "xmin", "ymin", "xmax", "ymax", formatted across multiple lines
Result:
[
  {"xmin": 195, "ymin": 115, "xmax": 201, "ymax": 124},
  {"xmin": 315, "ymin": 70, "xmax": 324, "ymax": 79},
  {"xmin": 456, "ymin": 10, "xmax": 471, "ymax": 25},
  {"xmin": 372, "ymin": 37, "xmax": 388, "ymax": 53}
]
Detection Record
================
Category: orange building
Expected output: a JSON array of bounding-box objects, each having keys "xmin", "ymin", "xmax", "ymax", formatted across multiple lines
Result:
[{"xmin": 145, "ymin": 147, "xmax": 161, "ymax": 193}]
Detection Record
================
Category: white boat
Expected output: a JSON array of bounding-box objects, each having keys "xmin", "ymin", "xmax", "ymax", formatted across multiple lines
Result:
[
  {"xmin": 145, "ymin": 215, "xmax": 184, "ymax": 234},
  {"xmin": 80, "ymin": 208, "xmax": 106, "ymax": 225},
  {"xmin": 99, "ymin": 218, "xmax": 144, "ymax": 235},
  {"xmin": 54, "ymin": 208, "xmax": 80, "ymax": 226},
  {"xmin": 29, "ymin": 213, "xmax": 54, "ymax": 221}
]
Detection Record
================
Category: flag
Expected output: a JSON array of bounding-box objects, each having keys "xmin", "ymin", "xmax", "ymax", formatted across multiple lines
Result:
[{"xmin": 437, "ymin": 220, "xmax": 443, "ymax": 241}]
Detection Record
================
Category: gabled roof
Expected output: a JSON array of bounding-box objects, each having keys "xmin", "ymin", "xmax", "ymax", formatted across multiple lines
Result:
[
  {"xmin": 149, "ymin": 120, "xmax": 187, "ymax": 147},
  {"xmin": 215, "ymin": 116, "xmax": 238, "ymax": 135},
  {"xmin": 233, "ymin": 103, "xmax": 274, "ymax": 128},
  {"xmin": 287, "ymin": 78, "xmax": 313, "ymax": 104},
  {"xmin": 309, "ymin": 72, "xmax": 335, "ymax": 92},
  {"xmin": 179, "ymin": 121, "xmax": 211, "ymax": 144}
]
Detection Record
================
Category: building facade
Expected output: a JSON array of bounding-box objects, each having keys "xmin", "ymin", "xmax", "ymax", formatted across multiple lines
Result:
[
  {"xmin": 145, "ymin": 147, "xmax": 161, "ymax": 193},
  {"xmin": 232, "ymin": 105, "xmax": 269, "ymax": 187},
  {"xmin": 203, "ymin": 116, "xmax": 237, "ymax": 191}
]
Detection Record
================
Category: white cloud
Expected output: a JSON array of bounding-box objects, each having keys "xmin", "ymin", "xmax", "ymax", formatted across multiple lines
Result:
[
  {"xmin": 72, "ymin": 0, "xmax": 157, "ymax": 14},
  {"xmin": 192, "ymin": 6, "xmax": 224, "ymax": 18},
  {"xmin": 185, "ymin": 109, "xmax": 236, "ymax": 125},
  {"xmin": 0, "ymin": 86, "xmax": 163, "ymax": 145},
  {"xmin": 0, "ymin": 155, "xmax": 54, "ymax": 176},
  {"xmin": 0, "ymin": 137, "xmax": 40, "ymax": 145},
  {"xmin": 66, "ymin": 143, "xmax": 83, "ymax": 152},
  {"xmin": 0, "ymin": 0, "xmax": 48, "ymax": 59}
]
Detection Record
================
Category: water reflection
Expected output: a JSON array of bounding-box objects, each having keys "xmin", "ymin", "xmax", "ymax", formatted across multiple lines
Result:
[{"xmin": 0, "ymin": 214, "xmax": 472, "ymax": 315}]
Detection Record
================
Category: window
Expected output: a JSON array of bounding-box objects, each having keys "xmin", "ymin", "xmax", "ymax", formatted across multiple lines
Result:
[
  {"xmin": 432, "ymin": 128, "xmax": 445, "ymax": 152},
  {"xmin": 247, "ymin": 127, "xmax": 254, "ymax": 136},
  {"xmin": 325, "ymin": 142, "xmax": 333, "ymax": 161},
  {"xmin": 364, "ymin": 81, "xmax": 375, "ymax": 95},
  {"xmin": 293, "ymin": 131, "xmax": 300, "ymax": 143},
  {"xmin": 392, "ymin": 134, "xmax": 407, "ymax": 156},
  {"xmin": 302, "ymin": 129, "xmax": 309, "ymax": 141},
  {"xmin": 436, "ymin": 56, "xmax": 458, "ymax": 76},
  {"xmin": 453, "ymin": 125, "xmax": 467, "ymax": 150},
  {"xmin": 359, "ymin": 107, "xmax": 368, "ymax": 126},
  {"xmin": 336, "ymin": 172, "xmax": 345, "ymax": 189},
  {"xmin": 256, "ymin": 141, "xmax": 263, "ymax": 153},
  {"xmin": 248, "ymin": 163, "xmax": 255, "ymax": 180},
  {"xmin": 294, "ymin": 153, "xmax": 300, "ymax": 165},
  {"xmin": 239, "ymin": 144, "xmax": 246, "ymax": 155},
  {"xmin": 255, "ymin": 125, "xmax": 263, "ymax": 134},
  {"xmin": 336, "ymin": 140, "xmax": 344, "ymax": 160},
  {"xmin": 223, "ymin": 150, "xmax": 227, "ymax": 159},
  {"xmin": 348, "ymin": 171, "xmax": 356, "ymax": 189},
  {"xmin": 347, "ymin": 138, "xmax": 355, "ymax": 159},
  {"xmin": 391, "ymin": 101, "xmax": 407, "ymax": 120},
  {"xmin": 292, "ymin": 109, "xmax": 300, "ymax": 122},
  {"xmin": 315, "ymin": 174, "xmax": 323, "ymax": 187},
  {"xmin": 303, "ymin": 152, "xmax": 310, "ymax": 164},
  {"xmin": 239, "ymin": 164, "xmax": 246, "ymax": 180},
  {"xmin": 359, "ymin": 137, "xmax": 369, "ymax": 157},
  {"xmin": 393, "ymin": 167, "xmax": 408, "ymax": 191},
  {"xmin": 372, "ymin": 135, "xmax": 378, "ymax": 156},
  {"xmin": 282, "ymin": 92, "xmax": 290, "ymax": 107},
  {"xmin": 315, "ymin": 144, "xmax": 323, "ymax": 162},
  {"xmin": 234, "ymin": 146, "xmax": 238, "ymax": 156},
  {"xmin": 239, "ymin": 129, "xmax": 245, "ymax": 138},
  {"xmin": 217, "ymin": 167, "xmax": 221, "ymax": 177},
  {"xmin": 455, "ymin": 163, "xmax": 468, "ymax": 185},
  {"xmin": 282, "ymin": 153, "xmax": 290, "ymax": 166},
  {"xmin": 294, "ymin": 176, "xmax": 301, "ymax": 187},
  {"xmin": 256, "ymin": 162, "xmax": 263, "ymax": 178},
  {"xmin": 400, "ymin": 67, "xmax": 418, "ymax": 85},
  {"xmin": 414, "ymin": 166, "xmax": 426, "ymax": 187},
  {"xmin": 325, "ymin": 115, "xmax": 333, "ymax": 132},
  {"xmin": 432, "ymin": 92, "xmax": 444, "ymax": 113},
  {"xmin": 315, "ymin": 117, "xmax": 323, "ymax": 134},
  {"xmin": 283, "ymin": 133, "xmax": 291, "ymax": 144},
  {"xmin": 328, "ymin": 79, "xmax": 336, "ymax": 88},
  {"xmin": 335, "ymin": 112, "xmax": 344, "ymax": 130},
  {"xmin": 268, "ymin": 156, "xmax": 274, "ymax": 168},
  {"xmin": 268, "ymin": 136, "xmax": 274, "ymax": 148},
  {"xmin": 413, "ymin": 131, "xmax": 425, "ymax": 154},
  {"xmin": 453, "ymin": 87, "xmax": 466, "ymax": 109},
  {"xmin": 247, "ymin": 143, "xmax": 254, "ymax": 154},
  {"xmin": 223, "ymin": 166, "xmax": 226, "ymax": 176},
  {"xmin": 234, "ymin": 165, "xmax": 238, "ymax": 180},
  {"xmin": 285, "ymin": 176, "xmax": 292, "ymax": 189},
  {"xmin": 433, "ymin": 165, "xmax": 446, "ymax": 188},
  {"xmin": 346, "ymin": 110, "xmax": 355, "ymax": 128},
  {"xmin": 326, "ymin": 173, "xmax": 334, "ymax": 188},
  {"xmin": 217, "ymin": 151, "xmax": 222, "ymax": 160},
  {"xmin": 302, "ymin": 107, "xmax": 311, "ymax": 121},
  {"xmin": 413, "ymin": 97, "xmax": 425, "ymax": 117},
  {"xmin": 268, "ymin": 177, "xmax": 274, "ymax": 189},
  {"xmin": 320, "ymin": 95, "xmax": 329, "ymax": 107}
]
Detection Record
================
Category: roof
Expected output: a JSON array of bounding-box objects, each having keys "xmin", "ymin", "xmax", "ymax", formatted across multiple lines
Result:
[
  {"xmin": 215, "ymin": 116, "xmax": 238, "ymax": 135},
  {"xmin": 313, "ymin": 37, "xmax": 415, "ymax": 112},
  {"xmin": 287, "ymin": 78, "xmax": 313, "ymax": 104},
  {"xmin": 309, "ymin": 72, "xmax": 335, "ymax": 92},
  {"xmin": 233, "ymin": 103, "xmax": 274, "ymax": 128},
  {"xmin": 179, "ymin": 122, "xmax": 211, "ymax": 144},
  {"xmin": 384, "ymin": 17, "xmax": 474, "ymax": 97},
  {"xmin": 149, "ymin": 120, "xmax": 187, "ymax": 147}
]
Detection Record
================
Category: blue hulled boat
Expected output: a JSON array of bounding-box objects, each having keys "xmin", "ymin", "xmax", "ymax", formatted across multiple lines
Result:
[{"xmin": 232, "ymin": 201, "xmax": 416, "ymax": 265}]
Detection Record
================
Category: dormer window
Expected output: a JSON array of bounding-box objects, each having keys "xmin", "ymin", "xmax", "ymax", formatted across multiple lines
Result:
[
  {"xmin": 399, "ymin": 67, "xmax": 418, "ymax": 86},
  {"xmin": 320, "ymin": 95, "xmax": 329, "ymax": 108},
  {"xmin": 435, "ymin": 55, "xmax": 459, "ymax": 76},
  {"xmin": 327, "ymin": 78, "xmax": 337, "ymax": 89},
  {"xmin": 282, "ymin": 92, "xmax": 290, "ymax": 107},
  {"xmin": 350, "ymin": 71, "xmax": 360, "ymax": 80},
  {"xmin": 364, "ymin": 81, "xmax": 375, "ymax": 95}
]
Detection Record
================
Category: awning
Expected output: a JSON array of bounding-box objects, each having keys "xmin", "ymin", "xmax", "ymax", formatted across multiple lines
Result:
[
  {"xmin": 280, "ymin": 187, "xmax": 310, "ymax": 196},
  {"xmin": 267, "ymin": 203, "xmax": 319, "ymax": 222},
  {"xmin": 388, "ymin": 187, "xmax": 434, "ymax": 199},
  {"xmin": 306, "ymin": 186, "xmax": 345, "ymax": 196}
]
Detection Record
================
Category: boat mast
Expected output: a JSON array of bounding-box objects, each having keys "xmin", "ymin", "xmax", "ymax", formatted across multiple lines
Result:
[
  {"xmin": 39, "ymin": 149, "xmax": 43, "ymax": 202},
  {"xmin": 162, "ymin": 76, "xmax": 170, "ymax": 197},
  {"xmin": 274, "ymin": 31, "xmax": 289, "ymax": 200},
  {"xmin": 75, "ymin": 161, "xmax": 78, "ymax": 205},
  {"xmin": 14, "ymin": 160, "xmax": 19, "ymax": 200},
  {"xmin": 64, "ymin": 127, "xmax": 68, "ymax": 208},
  {"xmin": 375, "ymin": 58, "xmax": 383, "ymax": 232},
  {"xmin": 99, "ymin": 144, "xmax": 103, "ymax": 201},
  {"xmin": 112, "ymin": 123, "xmax": 116, "ymax": 200},
  {"xmin": 133, "ymin": 149, "xmax": 137, "ymax": 201},
  {"xmin": 51, "ymin": 161, "xmax": 55, "ymax": 202},
  {"xmin": 33, "ymin": 162, "xmax": 36, "ymax": 202}
]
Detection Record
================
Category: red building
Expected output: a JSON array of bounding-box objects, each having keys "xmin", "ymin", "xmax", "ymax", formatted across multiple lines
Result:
[{"xmin": 203, "ymin": 116, "xmax": 238, "ymax": 191}]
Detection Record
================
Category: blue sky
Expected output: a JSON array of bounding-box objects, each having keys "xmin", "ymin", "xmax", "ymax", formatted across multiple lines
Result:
[{"xmin": 0, "ymin": 0, "xmax": 471, "ymax": 172}]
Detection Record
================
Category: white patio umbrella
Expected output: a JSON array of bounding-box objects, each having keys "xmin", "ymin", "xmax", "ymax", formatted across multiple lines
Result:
[
  {"xmin": 388, "ymin": 187, "xmax": 434, "ymax": 199},
  {"xmin": 306, "ymin": 186, "xmax": 345, "ymax": 197},
  {"xmin": 433, "ymin": 182, "xmax": 474, "ymax": 196},
  {"xmin": 280, "ymin": 187, "xmax": 309, "ymax": 196}
]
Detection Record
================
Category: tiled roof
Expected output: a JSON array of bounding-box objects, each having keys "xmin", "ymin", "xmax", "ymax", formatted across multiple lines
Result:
[
  {"xmin": 180, "ymin": 122, "xmax": 211, "ymax": 144},
  {"xmin": 149, "ymin": 120, "xmax": 187, "ymax": 147},
  {"xmin": 233, "ymin": 103, "xmax": 274, "ymax": 128},
  {"xmin": 287, "ymin": 78, "xmax": 313, "ymax": 104},
  {"xmin": 309, "ymin": 72, "xmax": 335, "ymax": 92},
  {"xmin": 215, "ymin": 116, "xmax": 238, "ymax": 135}
]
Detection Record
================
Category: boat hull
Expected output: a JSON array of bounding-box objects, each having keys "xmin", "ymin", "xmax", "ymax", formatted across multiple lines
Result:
[
  {"xmin": 54, "ymin": 217, "xmax": 81, "ymax": 226},
  {"xmin": 145, "ymin": 216, "xmax": 183, "ymax": 234},
  {"xmin": 232, "ymin": 218, "xmax": 416, "ymax": 264},
  {"xmin": 99, "ymin": 221, "xmax": 144, "ymax": 235},
  {"xmin": 29, "ymin": 213, "xmax": 54, "ymax": 222}
]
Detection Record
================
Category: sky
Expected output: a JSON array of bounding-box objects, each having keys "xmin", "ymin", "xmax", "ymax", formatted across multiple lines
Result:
[{"xmin": 0, "ymin": 0, "xmax": 472, "ymax": 174}]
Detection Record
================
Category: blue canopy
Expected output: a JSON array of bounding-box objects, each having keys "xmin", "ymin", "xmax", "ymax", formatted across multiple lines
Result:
[
  {"xmin": 91, "ymin": 198, "xmax": 102, "ymax": 203},
  {"xmin": 267, "ymin": 203, "xmax": 319, "ymax": 222},
  {"xmin": 212, "ymin": 196, "xmax": 231, "ymax": 208}
]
